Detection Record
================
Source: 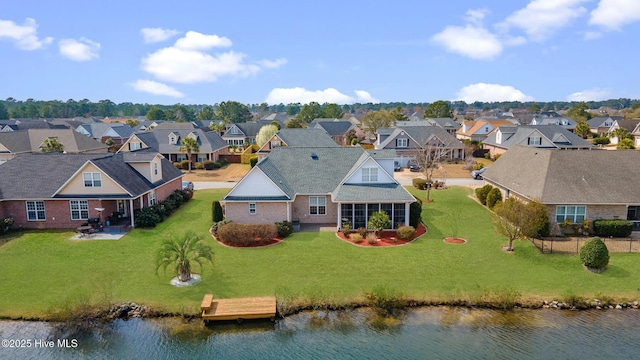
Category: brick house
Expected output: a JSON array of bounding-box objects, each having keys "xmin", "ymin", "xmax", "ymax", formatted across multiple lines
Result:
[{"xmin": 0, "ymin": 150, "xmax": 183, "ymax": 229}]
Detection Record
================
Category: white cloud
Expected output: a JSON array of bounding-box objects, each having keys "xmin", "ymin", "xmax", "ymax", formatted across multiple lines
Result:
[
  {"xmin": 130, "ymin": 79, "xmax": 184, "ymax": 98},
  {"xmin": 354, "ymin": 90, "xmax": 379, "ymax": 103},
  {"xmin": 264, "ymin": 87, "xmax": 378, "ymax": 105},
  {"xmin": 498, "ymin": 0, "xmax": 589, "ymax": 42},
  {"xmin": 174, "ymin": 31, "xmax": 232, "ymax": 50},
  {"xmin": 465, "ymin": 8, "xmax": 490, "ymax": 26},
  {"xmin": 583, "ymin": 31, "xmax": 603, "ymax": 40},
  {"xmin": 455, "ymin": 83, "xmax": 534, "ymax": 102},
  {"xmin": 566, "ymin": 88, "xmax": 611, "ymax": 101},
  {"xmin": 140, "ymin": 27, "xmax": 180, "ymax": 44},
  {"xmin": 0, "ymin": 18, "xmax": 52, "ymax": 50},
  {"xmin": 432, "ymin": 25, "xmax": 503, "ymax": 60},
  {"xmin": 590, "ymin": 0, "xmax": 640, "ymax": 30},
  {"xmin": 140, "ymin": 31, "xmax": 284, "ymax": 84},
  {"xmin": 58, "ymin": 37, "xmax": 100, "ymax": 61},
  {"xmin": 256, "ymin": 58, "xmax": 288, "ymax": 68}
]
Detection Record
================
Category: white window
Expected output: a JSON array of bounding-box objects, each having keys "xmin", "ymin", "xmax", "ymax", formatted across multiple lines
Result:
[
  {"xmin": 83, "ymin": 172, "xmax": 102, "ymax": 187},
  {"xmin": 249, "ymin": 203, "xmax": 256, "ymax": 214},
  {"xmin": 528, "ymin": 136, "xmax": 541, "ymax": 146},
  {"xmin": 270, "ymin": 141, "xmax": 282, "ymax": 148},
  {"xmin": 130, "ymin": 142, "xmax": 141, "ymax": 151},
  {"xmin": 70, "ymin": 200, "xmax": 89, "ymax": 220},
  {"xmin": 26, "ymin": 201, "xmax": 46, "ymax": 221},
  {"xmin": 149, "ymin": 191, "xmax": 157, "ymax": 206},
  {"xmin": 197, "ymin": 155, "xmax": 207, "ymax": 163},
  {"xmin": 153, "ymin": 162, "xmax": 158, "ymax": 175},
  {"xmin": 556, "ymin": 206, "xmax": 586, "ymax": 224},
  {"xmin": 169, "ymin": 134, "xmax": 178, "ymax": 144},
  {"xmin": 397, "ymin": 138, "xmax": 408, "ymax": 147},
  {"xmin": 229, "ymin": 127, "xmax": 239, "ymax": 135},
  {"xmin": 362, "ymin": 168, "xmax": 378, "ymax": 182},
  {"xmin": 309, "ymin": 196, "xmax": 326, "ymax": 215}
]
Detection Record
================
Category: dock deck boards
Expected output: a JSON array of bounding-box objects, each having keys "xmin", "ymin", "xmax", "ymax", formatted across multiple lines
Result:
[{"xmin": 201, "ymin": 295, "xmax": 276, "ymax": 321}]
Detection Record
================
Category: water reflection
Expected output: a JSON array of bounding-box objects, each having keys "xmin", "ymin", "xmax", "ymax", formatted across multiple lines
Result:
[{"xmin": 1, "ymin": 308, "xmax": 639, "ymax": 359}]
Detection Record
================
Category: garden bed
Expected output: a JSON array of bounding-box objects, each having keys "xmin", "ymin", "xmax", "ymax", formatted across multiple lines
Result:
[{"xmin": 337, "ymin": 223, "xmax": 427, "ymax": 247}]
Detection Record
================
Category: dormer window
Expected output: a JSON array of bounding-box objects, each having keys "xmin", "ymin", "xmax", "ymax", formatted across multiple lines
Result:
[
  {"xmin": 528, "ymin": 136, "xmax": 541, "ymax": 146},
  {"xmin": 187, "ymin": 132, "xmax": 199, "ymax": 141},
  {"xmin": 496, "ymin": 131, "xmax": 502, "ymax": 144},
  {"xmin": 169, "ymin": 133, "xmax": 179, "ymax": 145},
  {"xmin": 362, "ymin": 167, "xmax": 378, "ymax": 182},
  {"xmin": 154, "ymin": 162, "xmax": 158, "ymax": 176}
]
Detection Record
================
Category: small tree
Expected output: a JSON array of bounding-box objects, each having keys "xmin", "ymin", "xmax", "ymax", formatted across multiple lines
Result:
[
  {"xmin": 579, "ymin": 237, "xmax": 609, "ymax": 271},
  {"xmin": 41, "ymin": 137, "xmax": 64, "ymax": 153},
  {"xmin": 178, "ymin": 137, "xmax": 199, "ymax": 173},
  {"xmin": 417, "ymin": 140, "xmax": 452, "ymax": 201},
  {"xmin": 212, "ymin": 201, "xmax": 223, "ymax": 222},
  {"xmin": 368, "ymin": 211, "xmax": 391, "ymax": 237},
  {"xmin": 475, "ymin": 184, "xmax": 493, "ymax": 205},
  {"xmin": 617, "ymin": 138, "xmax": 635, "ymax": 150},
  {"xmin": 492, "ymin": 198, "xmax": 546, "ymax": 251},
  {"xmin": 156, "ymin": 231, "xmax": 214, "ymax": 283},
  {"xmin": 486, "ymin": 188, "xmax": 502, "ymax": 209},
  {"xmin": 256, "ymin": 124, "xmax": 279, "ymax": 146}
]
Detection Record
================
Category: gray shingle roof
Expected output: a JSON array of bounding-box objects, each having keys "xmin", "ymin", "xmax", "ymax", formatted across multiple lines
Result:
[
  {"xmin": 482, "ymin": 145, "xmax": 640, "ymax": 204},
  {"xmin": 0, "ymin": 152, "xmax": 182, "ymax": 200},
  {"xmin": 133, "ymin": 128, "xmax": 227, "ymax": 153},
  {"xmin": 378, "ymin": 126, "xmax": 464, "ymax": 149},
  {"xmin": 0, "ymin": 129, "xmax": 108, "ymax": 153},
  {"xmin": 276, "ymin": 128, "xmax": 339, "ymax": 147},
  {"xmin": 483, "ymin": 125, "xmax": 593, "ymax": 149},
  {"xmin": 313, "ymin": 121, "xmax": 353, "ymax": 136},
  {"xmin": 333, "ymin": 183, "xmax": 415, "ymax": 202}
]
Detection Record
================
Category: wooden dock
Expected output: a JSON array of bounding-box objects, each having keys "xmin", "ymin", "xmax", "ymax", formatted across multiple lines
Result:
[{"xmin": 201, "ymin": 294, "xmax": 277, "ymax": 322}]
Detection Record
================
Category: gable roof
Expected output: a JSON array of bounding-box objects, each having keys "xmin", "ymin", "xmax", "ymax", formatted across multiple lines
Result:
[
  {"xmin": 131, "ymin": 128, "xmax": 227, "ymax": 153},
  {"xmin": 483, "ymin": 125, "xmax": 593, "ymax": 149},
  {"xmin": 275, "ymin": 128, "xmax": 339, "ymax": 147},
  {"xmin": 313, "ymin": 121, "xmax": 354, "ymax": 136},
  {"xmin": 613, "ymin": 119, "xmax": 640, "ymax": 133},
  {"xmin": 482, "ymin": 145, "xmax": 639, "ymax": 204},
  {"xmin": 457, "ymin": 120, "xmax": 515, "ymax": 137},
  {"xmin": 0, "ymin": 151, "xmax": 182, "ymax": 200},
  {"xmin": 224, "ymin": 146, "xmax": 414, "ymax": 202},
  {"xmin": 0, "ymin": 129, "xmax": 108, "ymax": 153},
  {"xmin": 587, "ymin": 116, "xmax": 622, "ymax": 128},
  {"xmin": 377, "ymin": 126, "xmax": 465, "ymax": 149},
  {"xmin": 153, "ymin": 122, "xmax": 197, "ymax": 130}
]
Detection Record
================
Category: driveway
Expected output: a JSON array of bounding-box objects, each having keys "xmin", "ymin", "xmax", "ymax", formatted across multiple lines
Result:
[
  {"xmin": 194, "ymin": 181, "xmax": 237, "ymax": 190},
  {"xmin": 394, "ymin": 169, "xmax": 483, "ymax": 187}
]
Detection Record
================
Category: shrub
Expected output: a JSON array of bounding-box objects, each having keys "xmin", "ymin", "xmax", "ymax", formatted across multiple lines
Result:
[
  {"xmin": 194, "ymin": 162, "xmax": 204, "ymax": 170},
  {"xmin": 366, "ymin": 232, "xmax": 378, "ymax": 244},
  {"xmin": 526, "ymin": 200, "xmax": 551, "ymax": 237},
  {"xmin": 214, "ymin": 162, "xmax": 222, "ymax": 169},
  {"xmin": 494, "ymin": 154, "xmax": 501, "ymax": 161},
  {"xmin": 593, "ymin": 219, "xmax": 633, "ymax": 238},
  {"xmin": 412, "ymin": 178, "xmax": 428, "ymax": 190},
  {"xmin": 212, "ymin": 201, "xmax": 223, "ymax": 222},
  {"xmin": 473, "ymin": 162, "xmax": 484, "ymax": 170},
  {"xmin": 475, "ymin": 184, "xmax": 493, "ymax": 205},
  {"xmin": 173, "ymin": 162, "xmax": 181, "ymax": 169},
  {"xmin": 368, "ymin": 211, "xmax": 391, "ymax": 235},
  {"xmin": 275, "ymin": 221, "xmax": 293, "ymax": 238},
  {"xmin": 203, "ymin": 160, "xmax": 215, "ymax": 170},
  {"xmin": 357, "ymin": 227, "xmax": 368, "ymax": 238},
  {"xmin": 486, "ymin": 188, "xmax": 502, "ymax": 209},
  {"xmin": 218, "ymin": 157, "xmax": 228, "ymax": 166},
  {"xmin": 409, "ymin": 198, "xmax": 422, "ymax": 228},
  {"xmin": 211, "ymin": 219, "xmax": 232, "ymax": 237},
  {"xmin": 134, "ymin": 207, "xmax": 162, "ymax": 228},
  {"xmin": 175, "ymin": 189, "xmax": 191, "ymax": 202},
  {"xmin": 364, "ymin": 285, "xmax": 403, "ymax": 315},
  {"xmin": 396, "ymin": 225, "xmax": 416, "ymax": 240},
  {"xmin": 216, "ymin": 223, "xmax": 278, "ymax": 246},
  {"xmin": 593, "ymin": 136, "xmax": 610, "ymax": 145},
  {"xmin": 180, "ymin": 160, "xmax": 190, "ymax": 170},
  {"xmin": 579, "ymin": 237, "xmax": 610, "ymax": 270},
  {"xmin": 349, "ymin": 233, "xmax": 363, "ymax": 243},
  {"xmin": 250, "ymin": 157, "xmax": 258, "ymax": 168}
]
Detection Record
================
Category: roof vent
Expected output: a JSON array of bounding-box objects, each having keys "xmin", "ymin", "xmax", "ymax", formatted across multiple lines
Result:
[{"xmin": 311, "ymin": 152, "xmax": 318, "ymax": 160}]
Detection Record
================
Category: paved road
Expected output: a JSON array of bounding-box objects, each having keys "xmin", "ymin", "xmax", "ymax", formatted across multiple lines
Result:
[{"xmin": 194, "ymin": 177, "xmax": 483, "ymax": 190}]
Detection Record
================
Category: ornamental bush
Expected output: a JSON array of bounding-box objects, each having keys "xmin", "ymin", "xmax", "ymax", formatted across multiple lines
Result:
[
  {"xmin": 486, "ymin": 188, "xmax": 502, "ymax": 209},
  {"xmin": 250, "ymin": 157, "xmax": 259, "ymax": 168},
  {"xmin": 216, "ymin": 223, "xmax": 278, "ymax": 246},
  {"xmin": 396, "ymin": 226, "xmax": 416, "ymax": 240},
  {"xmin": 180, "ymin": 160, "xmax": 190, "ymax": 170},
  {"xmin": 475, "ymin": 184, "xmax": 493, "ymax": 205},
  {"xmin": 409, "ymin": 198, "xmax": 422, "ymax": 228},
  {"xmin": 593, "ymin": 219, "xmax": 633, "ymax": 238},
  {"xmin": 211, "ymin": 219, "xmax": 232, "ymax": 237},
  {"xmin": 203, "ymin": 160, "xmax": 215, "ymax": 170},
  {"xmin": 579, "ymin": 237, "xmax": 609, "ymax": 270},
  {"xmin": 212, "ymin": 200, "xmax": 224, "ymax": 222},
  {"xmin": 412, "ymin": 178, "xmax": 428, "ymax": 190},
  {"xmin": 275, "ymin": 220, "xmax": 293, "ymax": 238}
]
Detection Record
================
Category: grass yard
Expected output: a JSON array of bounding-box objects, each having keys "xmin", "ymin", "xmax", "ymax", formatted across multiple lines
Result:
[{"xmin": 0, "ymin": 187, "xmax": 639, "ymax": 319}]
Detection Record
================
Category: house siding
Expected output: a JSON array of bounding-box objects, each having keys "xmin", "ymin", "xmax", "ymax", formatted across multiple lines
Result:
[
  {"xmin": 292, "ymin": 195, "xmax": 337, "ymax": 224},
  {"xmin": 224, "ymin": 202, "xmax": 288, "ymax": 224}
]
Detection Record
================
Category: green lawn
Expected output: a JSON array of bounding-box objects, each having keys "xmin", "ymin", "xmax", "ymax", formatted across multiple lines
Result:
[{"xmin": 0, "ymin": 187, "xmax": 638, "ymax": 319}]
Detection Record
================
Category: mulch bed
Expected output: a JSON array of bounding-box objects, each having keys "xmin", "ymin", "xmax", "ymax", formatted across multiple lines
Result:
[
  {"xmin": 337, "ymin": 223, "xmax": 427, "ymax": 247},
  {"xmin": 216, "ymin": 237, "xmax": 283, "ymax": 248},
  {"xmin": 443, "ymin": 237, "xmax": 467, "ymax": 244}
]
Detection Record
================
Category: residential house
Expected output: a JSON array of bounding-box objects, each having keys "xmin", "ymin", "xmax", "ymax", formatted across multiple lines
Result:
[
  {"xmin": 118, "ymin": 128, "xmax": 227, "ymax": 164},
  {"xmin": 0, "ymin": 150, "xmax": 183, "ymax": 229},
  {"xmin": 587, "ymin": 116, "xmax": 622, "ymax": 135},
  {"xmin": 0, "ymin": 119, "xmax": 70, "ymax": 131},
  {"xmin": 256, "ymin": 128, "xmax": 339, "ymax": 159},
  {"xmin": 608, "ymin": 118, "xmax": 640, "ymax": 145},
  {"xmin": 76, "ymin": 123, "xmax": 134, "ymax": 145},
  {"xmin": 456, "ymin": 120, "xmax": 516, "ymax": 142},
  {"xmin": 530, "ymin": 117, "xmax": 577, "ymax": 132},
  {"xmin": 222, "ymin": 122, "xmax": 265, "ymax": 146},
  {"xmin": 424, "ymin": 117, "xmax": 462, "ymax": 135},
  {"xmin": 312, "ymin": 120, "xmax": 356, "ymax": 145},
  {"xmin": 0, "ymin": 129, "xmax": 108, "ymax": 164},
  {"xmin": 375, "ymin": 126, "xmax": 466, "ymax": 167},
  {"xmin": 481, "ymin": 145, "xmax": 640, "ymax": 233},
  {"xmin": 631, "ymin": 122, "xmax": 640, "ymax": 148},
  {"xmin": 222, "ymin": 146, "xmax": 415, "ymax": 230},
  {"xmin": 482, "ymin": 125, "xmax": 594, "ymax": 158}
]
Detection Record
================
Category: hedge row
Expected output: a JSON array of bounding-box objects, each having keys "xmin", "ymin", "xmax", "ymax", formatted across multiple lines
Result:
[
  {"xmin": 593, "ymin": 219, "xmax": 633, "ymax": 238},
  {"xmin": 134, "ymin": 189, "xmax": 191, "ymax": 228},
  {"xmin": 173, "ymin": 158, "xmax": 228, "ymax": 170},
  {"xmin": 216, "ymin": 223, "xmax": 278, "ymax": 246}
]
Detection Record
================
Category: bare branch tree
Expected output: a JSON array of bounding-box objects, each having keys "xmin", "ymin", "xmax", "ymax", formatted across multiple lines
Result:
[{"xmin": 415, "ymin": 137, "xmax": 453, "ymax": 201}]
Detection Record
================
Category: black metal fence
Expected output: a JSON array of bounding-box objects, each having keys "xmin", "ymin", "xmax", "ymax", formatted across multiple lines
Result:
[{"xmin": 531, "ymin": 237, "xmax": 640, "ymax": 254}]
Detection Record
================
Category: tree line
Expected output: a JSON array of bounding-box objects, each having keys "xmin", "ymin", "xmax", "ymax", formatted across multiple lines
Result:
[{"xmin": 1, "ymin": 97, "xmax": 638, "ymax": 121}]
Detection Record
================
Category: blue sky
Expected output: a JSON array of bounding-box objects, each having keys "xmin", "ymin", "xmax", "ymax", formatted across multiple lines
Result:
[{"xmin": 1, "ymin": 0, "xmax": 639, "ymax": 105}]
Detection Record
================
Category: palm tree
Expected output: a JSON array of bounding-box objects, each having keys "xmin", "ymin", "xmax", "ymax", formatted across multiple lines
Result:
[
  {"xmin": 156, "ymin": 231, "xmax": 214, "ymax": 283},
  {"xmin": 178, "ymin": 137, "xmax": 199, "ymax": 173}
]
